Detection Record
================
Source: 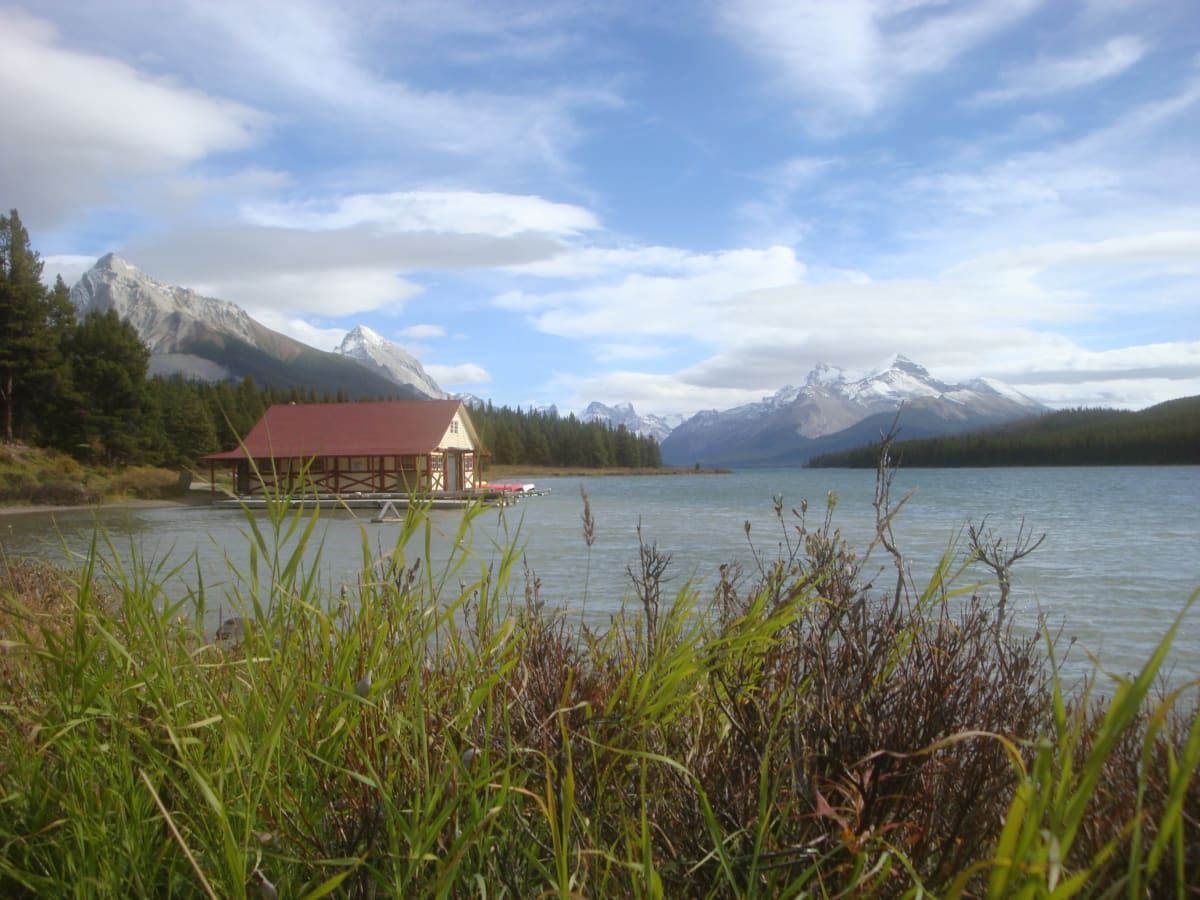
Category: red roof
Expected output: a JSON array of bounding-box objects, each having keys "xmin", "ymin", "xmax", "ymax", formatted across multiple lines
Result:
[{"xmin": 203, "ymin": 400, "xmax": 480, "ymax": 460}]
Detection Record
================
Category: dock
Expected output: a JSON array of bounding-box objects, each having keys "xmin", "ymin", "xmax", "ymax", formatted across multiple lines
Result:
[{"xmin": 209, "ymin": 485, "xmax": 550, "ymax": 520}]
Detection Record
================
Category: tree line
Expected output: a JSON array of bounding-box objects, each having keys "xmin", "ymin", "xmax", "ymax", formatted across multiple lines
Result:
[
  {"xmin": 808, "ymin": 399, "xmax": 1200, "ymax": 468},
  {"xmin": 1, "ymin": 208, "xmax": 662, "ymax": 471},
  {"xmin": 471, "ymin": 403, "xmax": 662, "ymax": 469}
]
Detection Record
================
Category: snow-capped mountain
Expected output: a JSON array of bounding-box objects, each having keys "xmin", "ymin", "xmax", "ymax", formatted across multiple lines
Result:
[
  {"xmin": 581, "ymin": 401, "xmax": 683, "ymax": 443},
  {"xmin": 660, "ymin": 355, "xmax": 1045, "ymax": 467},
  {"xmin": 70, "ymin": 255, "xmax": 427, "ymax": 398},
  {"xmin": 333, "ymin": 325, "xmax": 443, "ymax": 399}
]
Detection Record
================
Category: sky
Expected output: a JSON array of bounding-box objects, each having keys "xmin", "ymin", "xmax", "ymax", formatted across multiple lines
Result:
[{"xmin": 4, "ymin": 0, "xmax": 1199, "ymax": 417}]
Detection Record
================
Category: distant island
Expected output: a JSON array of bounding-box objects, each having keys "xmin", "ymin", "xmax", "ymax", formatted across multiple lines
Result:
[{"xmin": 807, "ymin": 396, "xmax": 1200, "ymax": 467}]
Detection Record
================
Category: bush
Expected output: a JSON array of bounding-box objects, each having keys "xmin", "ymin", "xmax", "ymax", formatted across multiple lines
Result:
[{"xmin": 106, "ymin": 465, "xmax": 185, "ymax": 499}]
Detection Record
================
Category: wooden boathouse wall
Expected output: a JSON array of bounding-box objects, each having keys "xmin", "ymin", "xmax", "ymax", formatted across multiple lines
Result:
[{"xmin": 204, "ymin": 400, "xmax": 486, "ymax": 497}]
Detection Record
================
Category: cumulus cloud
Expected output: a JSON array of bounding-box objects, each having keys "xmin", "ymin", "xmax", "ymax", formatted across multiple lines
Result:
[
  {"xmin": 497, "ymin": 245, "xmax": 807, "ymax": 338},
  {"xmin": 245, "ymin": 309, "xmax": 347, "ymax": 351},
  {"xmin": 0, "ymin": 8, "xmax": 265, "ymax": 225},
  {"xmin": 426, "ymin": 362, "xmax": 492, "ymax": 385}
]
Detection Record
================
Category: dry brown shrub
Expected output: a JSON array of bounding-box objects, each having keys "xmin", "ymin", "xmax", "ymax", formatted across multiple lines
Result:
[{"xmin": 108, "ymin": 466, "xmax": 184, "ymax": 498}]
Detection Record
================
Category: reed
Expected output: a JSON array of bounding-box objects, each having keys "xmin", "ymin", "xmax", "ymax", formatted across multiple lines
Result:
[{"xmin": 0, "ymin": 475, "xmax": 1195, "ymax": 897}]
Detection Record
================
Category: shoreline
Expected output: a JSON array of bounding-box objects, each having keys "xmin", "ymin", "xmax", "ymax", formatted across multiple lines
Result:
[
  {"xmin": 0, "ymin": 492, "xmax": 215, "ymax": 518},
  {"xmin": 0, "ymin": 467, "xmax": 731, "ymax": 518},
  {"xmin": 484, "ymin": 464, "xmax": 732, "ymax": 478}
]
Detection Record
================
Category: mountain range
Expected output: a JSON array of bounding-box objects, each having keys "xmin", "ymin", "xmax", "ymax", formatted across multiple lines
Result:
[
  {"xmin": 68, "ymin": 255, "xmax": 1045, "ymax": 464},
  {"xmin": 579, "ymin": 402, "xmax": 683, "ymax": 444},
  {"xmin": 70, "ymin": 255, "xmax": 437, "ymax": 400},
  {"xmin": 658, "ymin": 357, "xmax": 1045, "ymax": 466}
]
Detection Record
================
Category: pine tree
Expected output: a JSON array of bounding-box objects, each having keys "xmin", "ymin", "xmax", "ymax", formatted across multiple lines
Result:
[
  {"xmin": 69, "ymin": 309, "xmax": 152, "ymax": 463},
  {"xmin": 0, "ymin": 209, "xmax": 65, "ymax": 442}
]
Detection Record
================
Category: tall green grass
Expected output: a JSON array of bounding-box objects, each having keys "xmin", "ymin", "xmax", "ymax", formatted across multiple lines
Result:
[{"xmin": 0, "ymin": 476, "xmax": 1196, "ymax": 897}]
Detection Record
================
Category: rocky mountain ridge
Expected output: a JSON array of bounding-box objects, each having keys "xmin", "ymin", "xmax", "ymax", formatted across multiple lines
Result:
[
  {"xmin": 334, "ymin": 325, "xmax": 444, "ymax": 399},
  {"xmin": 69, "ymin": 255, "xmax": 439, "ymax": 399},
  {"xmin": 659, "ymin": 356, "xmax": 1045, "ymax": 466},
  {"xmin": 580, "ymin": 401, "xmax": 683, "ymax": 444}
]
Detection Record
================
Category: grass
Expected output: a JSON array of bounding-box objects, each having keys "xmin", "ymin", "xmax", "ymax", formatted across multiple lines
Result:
[
  {"xmin": 0, "ymin": 442, "xmax": 189, "ymax": 507},
  {"xmin": 0, "ymin": 464, "xmax": 1196, "ymax": 896}
]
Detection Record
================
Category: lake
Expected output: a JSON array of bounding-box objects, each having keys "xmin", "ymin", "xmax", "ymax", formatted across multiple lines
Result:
[{"xmin": 3, "ymin": 466, "xmax": 1198, "ymax": 689}]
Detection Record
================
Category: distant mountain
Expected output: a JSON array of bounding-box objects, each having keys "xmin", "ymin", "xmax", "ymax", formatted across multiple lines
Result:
[
  {"xmin": 581, "ymin": 401, "xmax": 682, "ymax": 443},
  {"xmin": 333, "ymin": 325, "xmax": 443, "ymax": 399},
  {"xmin": 809, "ymin": 394, "xmax": 1200, "ymax": 468},
  {"xmin": 453, "ymin": 392, "xmax": 488, "ymax": 410},
  {"xmin": 660, "ymin": 355, "xmax": 1045, "ymax": 467},
  {"xmin": 70, "ymin": 255, "xmax": 426, "ymax": 399}
]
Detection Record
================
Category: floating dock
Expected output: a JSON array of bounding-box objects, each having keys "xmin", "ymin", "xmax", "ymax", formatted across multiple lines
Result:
[{"xmin": 209, "ymin": 485, "xmax": 549, "ymax": 519}]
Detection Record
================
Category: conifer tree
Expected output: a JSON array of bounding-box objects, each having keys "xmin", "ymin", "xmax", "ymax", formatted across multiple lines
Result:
[
  {"xmin": 69, "ymin": 308, "xmax": 151, "ymax": 463},
  {"xmin": 0, "ymin": 209, "xmax": 65, "ymax": 442}
]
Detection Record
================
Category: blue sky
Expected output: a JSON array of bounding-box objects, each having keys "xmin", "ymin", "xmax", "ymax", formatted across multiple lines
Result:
[{"xmin": 3, "ymin": 0, "xmax": 1198, "ymax": 416}]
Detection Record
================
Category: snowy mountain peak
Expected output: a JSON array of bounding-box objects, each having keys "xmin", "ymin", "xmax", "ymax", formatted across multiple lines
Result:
[
  {"xmin": 581, "ymin": 401, "xmax": 681, "ymax": 443},
  {"xmin": 344, "ymin": 324, "xmax": 385, "ymax": 347},
  {"xmin": 334, "ymin": 326, "xmax": 444, "ymax": 399},
  {"xmin": 660, "ymin": 355, "xmax": 1048, "ymax": 466}
]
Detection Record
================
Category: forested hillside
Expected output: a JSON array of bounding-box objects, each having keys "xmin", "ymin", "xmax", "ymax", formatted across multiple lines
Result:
[
  {"xmin": 1, "ymin": 208, "xmax": 660, "ymax": 472},
  {"xmin": 808, "ymin": 397, "xmax": 1200, "ymax": 467}
]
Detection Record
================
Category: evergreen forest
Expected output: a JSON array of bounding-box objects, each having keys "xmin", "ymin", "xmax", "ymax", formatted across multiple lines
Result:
[
  {"xmin": 0, "ymin": 208, "xmax": 661, "ymax": 472},
  {"xmin": 808, "ymin": 398, "xmax": 1200, "ymax": 467}
]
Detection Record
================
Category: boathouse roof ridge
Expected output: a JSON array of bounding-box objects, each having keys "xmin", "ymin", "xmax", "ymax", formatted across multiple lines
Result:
[{"xmin": 203, "ymin": 399, "xmax": 477, "ymax": 460}]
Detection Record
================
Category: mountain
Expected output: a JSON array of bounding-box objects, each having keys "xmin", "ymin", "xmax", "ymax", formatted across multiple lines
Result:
[
  {"xmin": 333, "ymin": 325, "xmax": 443, "ymax": 399},
  {"xmin": 581, "ymin": 401, "xmax": 682, "ymax": 443},
  {"xmin": 70, "ymin": 255, "xmax": 426, "ymax": 398},
  {"xmin": 659, "ymin": 355, "xmax": 1045, "ymax": 467}
]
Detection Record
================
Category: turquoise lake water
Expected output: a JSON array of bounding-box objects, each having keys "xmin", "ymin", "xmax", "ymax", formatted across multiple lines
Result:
[{"xmin": 3, "ymin": 466, "xmax": 1198, "ymax": 688}]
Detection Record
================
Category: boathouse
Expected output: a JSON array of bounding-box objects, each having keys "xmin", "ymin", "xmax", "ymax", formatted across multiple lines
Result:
[{"xmin": 202, "ymin": 400, "xmax": 486, "ymax": 497}]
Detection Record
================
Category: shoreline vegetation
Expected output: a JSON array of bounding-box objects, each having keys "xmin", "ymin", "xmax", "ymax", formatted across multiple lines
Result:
[
  {"xmin": 0, "ymin": 442, "xmax": 731, "ymax": 515},
  {"xmin": 0, "ymin": 437, "xmax": 1196, "ymax": 896},
  {"xmin": 808, "ymin": 396, "xmax": 1200, "ymax": 468}
]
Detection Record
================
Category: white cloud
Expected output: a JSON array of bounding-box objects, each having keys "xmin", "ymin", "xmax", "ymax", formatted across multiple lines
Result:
[
  {"xmin": 180, "ymin": 0, "xmax": 610, "ymax": 170},
  {"xmin": 245, "ymin": 309, "xmax": 347, "ymax": 351},
  {"xmin": 973, "ymin": 35, "xmax": 1147, "ymax": 106},
  {"xmin": 426, "ymin": 362, "xmax": 492, "ymax": 385},
  {"xmin": 497, "ymin": 245, "xmax": 807, "ymax": 338},
  {"xmin": 118, "ymin": 223, "xmax": 566, "ymax": 318},
  {"xmin": 243, "ymin": 191, "xmax": 600, "ymax": 237},
  {"xmin": 0, "ymin": 8, "xmax": 265, "ymax": 224},
  {"xmin": 41, "ymin": 255, "xmax": 100, "ymax": 289},
  {"xmin": 717, "ymin": 0, "xmax": 1042, "ymax": 132},
  {"xmin": 202, "ymin": 268, "xmax": 425, "ymax": 316},
  {"xmin": 399, "ymin": 324, "xmax": 447, "ymax": 339}
]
